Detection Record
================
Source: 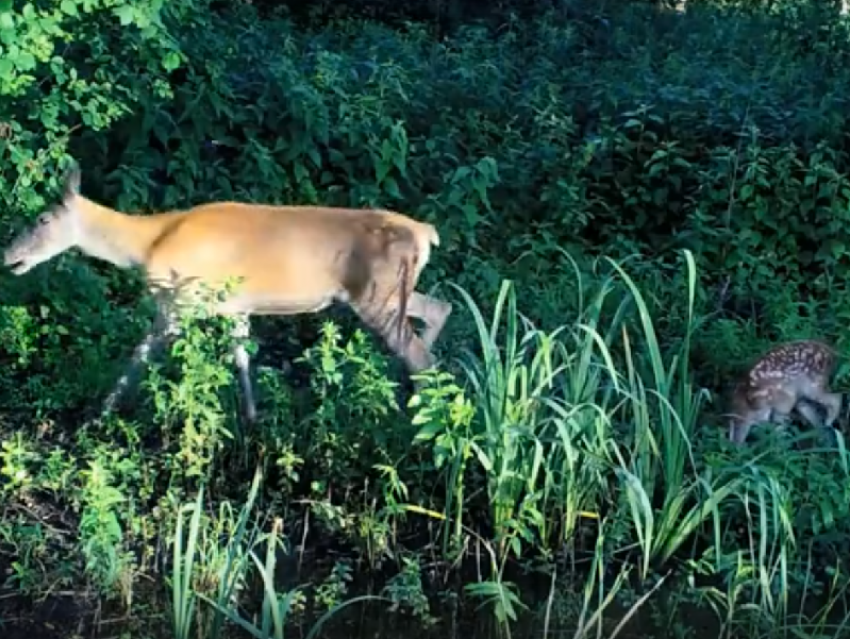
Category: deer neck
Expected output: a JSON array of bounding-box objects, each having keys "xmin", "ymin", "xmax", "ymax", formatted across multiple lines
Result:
[{"xmin": 75, "ymin": 197, "xmax": 162, "ymax": 268}]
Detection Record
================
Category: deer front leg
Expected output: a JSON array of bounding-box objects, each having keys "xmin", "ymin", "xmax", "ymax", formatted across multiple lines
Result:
[
  {"xmin": 101, "ymin": 306, "xmax": 180, "ymax": 417},
  {"xmin": 770, "ymin": 394, "xmax": 796, "ymax": 436},
  {"xmin": 230, "ymin": 314, "xmax": 257, "ymax": 424},
  {"xmin": 728, "ymin": 406, "xmax": 770, "ymax": 444}
]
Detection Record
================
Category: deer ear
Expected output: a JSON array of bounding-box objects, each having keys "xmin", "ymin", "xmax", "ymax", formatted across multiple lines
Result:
[{"xmin": 63, "ymin": 162, "xmax": 81, "ymax": 200}]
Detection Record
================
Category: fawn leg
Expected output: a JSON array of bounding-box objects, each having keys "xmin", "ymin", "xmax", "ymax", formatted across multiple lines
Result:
[{"xmin": 729, "ymin": 405, "xmax": 770, "ymax": 444}]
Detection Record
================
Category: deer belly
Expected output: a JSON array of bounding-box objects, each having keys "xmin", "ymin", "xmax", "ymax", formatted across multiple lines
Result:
[
  {"xmin": 215, "ymin": 290, "xmax": 340, "ymax": 316},
  {"xmin": 148, "ymin": 252, "xmax": 344, "ymax": 316}
]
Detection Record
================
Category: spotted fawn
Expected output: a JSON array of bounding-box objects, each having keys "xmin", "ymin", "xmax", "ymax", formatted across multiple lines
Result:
[{"xmin": 726, "ymin": 340, "xmax": 842, "ymax": 444}]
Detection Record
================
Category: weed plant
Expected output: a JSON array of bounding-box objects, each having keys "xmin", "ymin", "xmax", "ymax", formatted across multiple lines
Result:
[{"xmin": 4, "ymin": 0, "xmax": 850, "ymax": 638}]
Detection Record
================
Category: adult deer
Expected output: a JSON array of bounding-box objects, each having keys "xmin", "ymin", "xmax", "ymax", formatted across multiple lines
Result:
[{"xmin": 3, "ymin": 164, "xmax": 452, "ymax": 422}]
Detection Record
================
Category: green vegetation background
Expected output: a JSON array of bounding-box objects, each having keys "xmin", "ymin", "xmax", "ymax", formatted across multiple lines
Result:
[{"xmin": 3, "ymin": 0, "xmax": 850, "ymax": 637}]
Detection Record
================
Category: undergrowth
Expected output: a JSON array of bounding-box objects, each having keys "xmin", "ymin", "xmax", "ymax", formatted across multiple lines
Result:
[{"xmin": 4, "ymin": 1, "xmax": 850, "ymax": 638}]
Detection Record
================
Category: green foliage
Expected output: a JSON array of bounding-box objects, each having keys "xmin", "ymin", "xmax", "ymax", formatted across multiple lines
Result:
[
  {"xmin": 6, "ymin": 0, "xmax": 850, "ymax": 638},
  {"xmin": 0, "ymin": 0, "xmax": 184, "ymax": 212}
]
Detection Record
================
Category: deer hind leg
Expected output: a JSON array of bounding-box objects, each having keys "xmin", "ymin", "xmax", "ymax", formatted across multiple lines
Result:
[
  {"xmin": 815, "ymin": 387, "xmax": 842, "ymax": 429},
  {"xmin": 793, "ymin": 395, "xmax": 841, "ymax": 446},
  {"xmin": 822, "ymin": 391, "xmax": 843, "ymax": 428},
  {"xmin": 101, "ymin": 305, "xmax": 180, "ymax": 417},
  {"xmin": 798, "ymin": 381, "xmax": 842, "ymax": 428},
  {"xmin": 406, "ymin": 291, "xmax": 452, "ymax": 350},
  {"xmin": 794, "ymin": 400, "xmax": 824, "ymax": 428},
  {"xmin": 230, "ymin": 314, "xmax": 257, "ymax": 424},
  {"xmin": 793, "ymin": 390, "xmax": 841, "ymax": 430}
]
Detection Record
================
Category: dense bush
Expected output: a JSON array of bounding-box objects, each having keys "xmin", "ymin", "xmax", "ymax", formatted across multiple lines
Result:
[{"xmin": 4, "ymin": 1, "xmax": 850, "ymax": 638}]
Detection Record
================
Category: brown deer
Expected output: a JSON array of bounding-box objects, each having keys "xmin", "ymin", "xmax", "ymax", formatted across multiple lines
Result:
[
  {"xmin": 726, "ymin": 340, "xmax": 842, "ymax": 444},
  {"xmin": 3, "ymin": 163, "xmax": 452, "ymax": 423}
]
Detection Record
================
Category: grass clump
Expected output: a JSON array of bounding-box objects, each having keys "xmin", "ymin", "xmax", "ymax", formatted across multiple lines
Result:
[{"xmin": 4, "ymin": 1, "xmax": 850, "ymax": 638}]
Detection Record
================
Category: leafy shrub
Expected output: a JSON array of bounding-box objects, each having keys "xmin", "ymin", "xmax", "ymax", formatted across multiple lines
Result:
[{"xmin": 4, "ymin": 0, "xmax": 850, "ymax": 637}]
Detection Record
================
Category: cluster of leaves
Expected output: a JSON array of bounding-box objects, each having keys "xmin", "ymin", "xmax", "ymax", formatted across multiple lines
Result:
[{"xmin": 5, "ymin": 0, "xmax": 850, "ymax": 636}]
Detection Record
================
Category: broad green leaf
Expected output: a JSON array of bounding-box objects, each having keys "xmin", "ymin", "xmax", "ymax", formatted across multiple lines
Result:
[
  {"xmin": 413, "ymin": 421, "xmax": 441, "ymax": 441},
  {"xmin": 162, "ymin": 50, "xmax": 180, "ymax": 71},
  {"xmin": 60, "ymin": 0, "xmax": 78, "ymax": 15},
  {"xmin": 114, "ymin": 4, "xmax": 133, "ymax": 26},
  {"xmin": 15, "ymin": 51, "xmax": 36, "ymax": 72}
]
